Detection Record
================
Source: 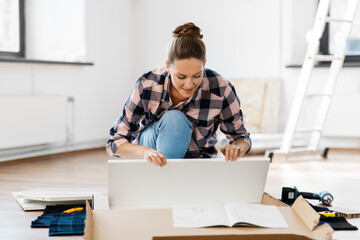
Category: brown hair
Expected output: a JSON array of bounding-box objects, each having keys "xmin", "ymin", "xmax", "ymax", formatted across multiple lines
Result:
[{"xmin": 166, "ymin": 22, "xmax": 206, "ymax": 65}]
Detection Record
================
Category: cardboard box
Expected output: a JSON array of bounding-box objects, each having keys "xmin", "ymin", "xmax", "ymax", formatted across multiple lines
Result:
[{"xmin": 83, "ymin": 193, "xmax": 334, "ymax": 240}]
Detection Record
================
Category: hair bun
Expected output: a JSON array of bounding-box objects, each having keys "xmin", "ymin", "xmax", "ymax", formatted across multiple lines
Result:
[{"xmin": 173, "ymin": 22, "xmax": 203, "ymax": 39}]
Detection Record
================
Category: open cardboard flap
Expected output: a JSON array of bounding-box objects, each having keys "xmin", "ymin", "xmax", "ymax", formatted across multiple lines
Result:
[{"xmin": 84, "ymin": 193, "xmax": 333, "ymax": 240}]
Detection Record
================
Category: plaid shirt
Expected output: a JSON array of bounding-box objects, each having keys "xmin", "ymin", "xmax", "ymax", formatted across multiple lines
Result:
[{"xmin": 107, "ymin": 67, "xmax": 251, "ymax": 158}]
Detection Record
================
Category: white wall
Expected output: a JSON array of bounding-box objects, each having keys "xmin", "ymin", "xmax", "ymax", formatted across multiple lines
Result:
[
  {"xmin": 130, "ymin": 0, "xmax": 281, "ymax": 80},
  {"xmin": 26, "ymin": 0, "xmax": 87, "ymax": 61}
]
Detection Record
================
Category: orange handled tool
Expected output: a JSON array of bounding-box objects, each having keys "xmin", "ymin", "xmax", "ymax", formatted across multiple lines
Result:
[{"xmin": 63, "ymin": 207, "xmax": 84, "ymax": 214}]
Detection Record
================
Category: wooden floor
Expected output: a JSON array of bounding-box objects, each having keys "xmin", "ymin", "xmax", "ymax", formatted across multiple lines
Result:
[{"xmin": 0, "ymin": 148, "xmax": 359, "ymax": 239}]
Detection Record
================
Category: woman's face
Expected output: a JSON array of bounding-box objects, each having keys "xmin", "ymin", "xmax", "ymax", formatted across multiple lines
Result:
[{"xmin": 166, "ymin": 58, "xmax": 204, "ymax": 101}]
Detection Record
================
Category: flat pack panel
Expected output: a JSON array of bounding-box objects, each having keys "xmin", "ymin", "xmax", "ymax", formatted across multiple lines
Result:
[{"xmin": 108, "ymin": 158, "xmax": 270, "ymax": 207}]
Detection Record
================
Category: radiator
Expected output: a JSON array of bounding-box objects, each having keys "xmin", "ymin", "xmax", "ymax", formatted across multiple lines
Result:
[{"xmin": 0, "ymin": 96, "xmax": 73, "ymax": 150}]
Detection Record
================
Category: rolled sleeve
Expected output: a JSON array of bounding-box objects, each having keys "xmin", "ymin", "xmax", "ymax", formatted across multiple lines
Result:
[
  {"xmin": 106, "ymin": 79, "xmax": 144, "ymax": 156},
  {"xmin": 219, "ymin": 83, "xmax": 252, "ymax": 154}
]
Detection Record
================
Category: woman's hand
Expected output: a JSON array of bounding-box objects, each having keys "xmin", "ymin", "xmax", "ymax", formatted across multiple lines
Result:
[
  {"xmin": 219, "ymin": 140, "xmax": 250, "ymax": 161},
  {"xmin": 144, "ymin": 148, "xmax": 167, "ymax": 167}
]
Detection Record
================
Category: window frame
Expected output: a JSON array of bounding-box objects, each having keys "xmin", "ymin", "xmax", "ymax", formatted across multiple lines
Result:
[
  {"xmin": 319, "ymin": 1, "xmax": 360, "ymax": 63},
  {"xmin": 0, "ymin": 0, "xmax": 25, "ymax": 58}
]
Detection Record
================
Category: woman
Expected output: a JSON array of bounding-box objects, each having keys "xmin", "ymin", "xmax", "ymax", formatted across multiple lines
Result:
[{"xmin": 107, "ymin": 22, "xmax": 251, "ymax": 167}]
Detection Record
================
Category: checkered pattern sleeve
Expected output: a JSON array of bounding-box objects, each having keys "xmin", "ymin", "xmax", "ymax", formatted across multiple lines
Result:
[
  {"xmin": 106, "ymin": 78, "xmax": 145, "ymax": 156},
  {"xmin": 219, "ymin": 82, "xmax": 252, "ymax": 152}
]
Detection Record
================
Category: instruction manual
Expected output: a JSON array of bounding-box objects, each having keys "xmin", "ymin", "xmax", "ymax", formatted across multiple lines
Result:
[{"xmin": 172, "ymin": 202, "xmax": 288, "ymax": 228}]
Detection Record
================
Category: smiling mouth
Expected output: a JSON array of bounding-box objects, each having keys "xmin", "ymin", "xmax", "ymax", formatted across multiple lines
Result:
[{"xmin": 183, "ymin": 88, "xmax": 193, "ymax": 92}]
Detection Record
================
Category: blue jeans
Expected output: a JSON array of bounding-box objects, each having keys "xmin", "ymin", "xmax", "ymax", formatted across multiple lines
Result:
[{"xmin": 139, "ymin": 110, "xmax": 192, "ymax": 159}]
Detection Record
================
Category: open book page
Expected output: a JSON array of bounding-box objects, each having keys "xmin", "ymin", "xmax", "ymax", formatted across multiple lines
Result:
[
  {"xmin": 224, "ymin": 202, "xmax": 288, "ymax": 228},
  {"xmin": 172, "ymin": 204, "xmax": 231, "ymax": 228}
]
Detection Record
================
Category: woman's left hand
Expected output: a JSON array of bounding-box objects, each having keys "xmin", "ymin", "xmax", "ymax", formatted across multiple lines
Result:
[{"xmin": 219, "ymin": 140, "xmax": 249, "ymax": 161}]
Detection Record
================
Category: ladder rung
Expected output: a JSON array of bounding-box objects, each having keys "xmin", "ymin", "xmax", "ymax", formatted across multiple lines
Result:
[
  {"xmin": 305, "ymin": 93, "xmax": 332, "ymax": 98},
  {"xmin": 315, "ymin": 55, "xmax": 342, "ymax": 62},
  {"xmin": 326, "ymin": 17, "xmax": 352, "ymax": 23},
  {"xmin": 294, "ymin": 128, "xmax": 322, "ymax": 133}
]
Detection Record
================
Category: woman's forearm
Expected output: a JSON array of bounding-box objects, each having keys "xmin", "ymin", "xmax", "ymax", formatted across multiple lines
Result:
[
  {"xmin": 115, "ymin": 143, "xmax": 167, "ymax": 166},
  {"xmin": 115, "ymin": 142, "xmax": 152, "ymax": 158},
  {"xmin": 233, "ymin": 139, "xmax": 250, "ymax": 153}
]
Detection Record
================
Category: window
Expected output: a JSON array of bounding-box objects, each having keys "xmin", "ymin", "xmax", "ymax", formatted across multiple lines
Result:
[
  {"xmin": 320, "ymin": 0, "xmax": 360, "ymax": 62},
  {"xmin": 0, "ymin": 0, "xmax": 25, "ymax": 57}
]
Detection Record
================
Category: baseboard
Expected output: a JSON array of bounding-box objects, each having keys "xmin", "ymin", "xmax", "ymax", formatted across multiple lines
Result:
[
  {"xmin": 0, "ymin": 139, "xmax": 107, "ymax": 163},
  {"xmin": 249, "ymin": 133, "xmax": 360, "ymax": 154},
  {"xmin": 320, "ymin": 136, "xmax": 360, "ymax": 149}
]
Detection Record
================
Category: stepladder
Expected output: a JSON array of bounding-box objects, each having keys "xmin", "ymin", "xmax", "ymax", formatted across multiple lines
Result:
[{"xmin": 265, "ymin": 0, "xmax": 359, "ymax": 161}]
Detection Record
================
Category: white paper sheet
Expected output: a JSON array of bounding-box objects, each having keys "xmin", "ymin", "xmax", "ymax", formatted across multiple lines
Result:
[
  {"xmin": 172, "ymin": 204, "xmax": 230, "ymax": 228},
  {"xmin": 172, "ymin": 202, "xmax": 288, "ymax": 229},
  {"xmin": 225, "ymin": 202, "xmax": 288, "ymax": 228}
]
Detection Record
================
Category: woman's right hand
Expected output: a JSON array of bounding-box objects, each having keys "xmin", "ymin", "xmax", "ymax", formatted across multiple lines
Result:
[{"xmin": 144, "ymin": 148, "xmax": 167, "ymax": 167}]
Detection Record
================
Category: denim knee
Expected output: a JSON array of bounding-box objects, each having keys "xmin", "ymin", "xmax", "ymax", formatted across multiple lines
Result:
[
  {"xmin": 155, "ymin": 110, "xmax": 192, "ymax": 158},
  {"xmin": 157, "ymin": 110, "xmax": 192, "ymax": 135}
]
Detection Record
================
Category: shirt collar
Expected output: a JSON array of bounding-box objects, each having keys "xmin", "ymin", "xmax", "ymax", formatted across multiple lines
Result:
[
  {"xmin": 187, "ymin": 79, "xmax": 203, "ymax": 106},
  {"xmin": 162, "ymin": 71, "xmax": 204, "ymax": 106},
  {"xmin": 161, "ymin": 73, "xmax": 171, "ymax": 103},
  {"xmin": 189, "ymin": 69, "xmax": 207, "ymax": 106}
]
